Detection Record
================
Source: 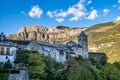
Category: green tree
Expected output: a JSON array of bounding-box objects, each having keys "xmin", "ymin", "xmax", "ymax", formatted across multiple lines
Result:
[
  {"xmin": 28, "ymin": 53, "xmax": 46, "ymax": 79},
  {"xmin": 14, "ymin": 50, "xmax": 29, "ymax": 64},
  {"xmin": 3, "ymin": 59, "xmax": 12, "ymax": 69},
  {"xmin": 102, "ymin": 63, "xmax": 120, "ymax": 80},
  {"xmin": 91, "ymin": 69, "xmax": 104, "ymax": 80},
  {"xmin": 0, "ymin": 73, "xmax": 9, "ymax": 80},
  {"xmin": 90, "ymin": 57, "xmax": 99, "ymax": 68},
  {"xmin": 65, "ymin": 55, "xmax": 79, "ymax": 70},
  {"xmin": 44, "ymin": 55, "xmax": 65, "ymax": 80},
  {"xmin": 68, "ymin": 63, "xmax": 95, "ymax": 80},
  {"xmin": 74, "ymin": 55, "xmax": 84, "ymax": 65},
  {"xmin": 113, "ymin": 61, "xmax": 120, "ymax": 70}
]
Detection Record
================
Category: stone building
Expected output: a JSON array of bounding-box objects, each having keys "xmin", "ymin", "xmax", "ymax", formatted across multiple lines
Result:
[
  {"xmin": 65, "ymin": 31, "xmax": 89, "ymax": 59},
  {"xmin": 0, "ymin": 31, "xmax": 107, "ymax": 64},
  {"xmin": 27, "ymin": 31, "xmax": 89, "ymax": 63},
  {"xmin": 89, "ymin": 52, "xmax": 107, "ymax": 65},
  {"xmin": 27, "ymin": 40, "xmax": 66, "ymax": 63},
  {"xmin": 0, "ymin": 32, "xmax": 17, "ymax": 64}
]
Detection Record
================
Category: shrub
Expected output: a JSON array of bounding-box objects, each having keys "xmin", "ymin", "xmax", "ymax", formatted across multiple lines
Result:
[{"xmin": 3, "ymin": 60, "xmax": 12, "ymax": 69}]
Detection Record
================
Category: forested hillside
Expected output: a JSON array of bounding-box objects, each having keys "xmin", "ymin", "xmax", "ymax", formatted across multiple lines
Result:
[{"xmin": 64, "ymin": 20, "xmax": 120, "ymax": 63}]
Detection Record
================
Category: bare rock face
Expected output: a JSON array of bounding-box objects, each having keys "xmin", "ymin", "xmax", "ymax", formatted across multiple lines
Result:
[{"xmin": 7, "ymin": 25, "xmax": 86, "ymax": 43}]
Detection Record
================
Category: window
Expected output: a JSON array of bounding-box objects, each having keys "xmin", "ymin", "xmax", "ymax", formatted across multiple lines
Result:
[
  {"xmin": 1, "ymin": 47, "xmax": 4, "ymax": 54},
  {"xmin": 83, "ymin": 37, "xmax": 87, "ymax": 41},
  {"xmin": 6, "ymin": 48, "xmax": 10, "ymax": 55},
  {"xmin": 59, "ymin": 50, "xmax": 64, "ymax": 60},
  {"xmin": 60, "ymin": 50, "xmax": 64, "ymax": 55},
  {"xmin": 42, "ymin": 34, "xmax": 45, "ymax": 38}
]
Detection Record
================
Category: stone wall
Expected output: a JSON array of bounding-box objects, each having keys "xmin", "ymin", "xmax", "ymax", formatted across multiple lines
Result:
[{"xmin": 89, "ymin": 52, "xmax": 107, "ymax": 64}]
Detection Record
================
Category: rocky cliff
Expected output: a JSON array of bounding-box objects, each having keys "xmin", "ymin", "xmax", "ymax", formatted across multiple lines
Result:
[{"xmin": 7, "ymin": 25, "xmax": 86, "ymax": 43}]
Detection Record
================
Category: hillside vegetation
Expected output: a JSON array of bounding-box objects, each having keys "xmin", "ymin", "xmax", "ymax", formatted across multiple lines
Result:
[
  {"xmin": 64, "ymin": 20, "xmax": 120, "ymax": 63},
  {"xmin": 14, "ymin": 50, "xmax": 120, "ymax": 80}
]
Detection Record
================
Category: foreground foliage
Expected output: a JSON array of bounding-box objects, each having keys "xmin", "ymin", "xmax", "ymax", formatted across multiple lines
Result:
[
  {"xmin": 0, "ymin": 73, "xmax": 9, "ymax": 80},
  {"xmin": 15, "ymin": 50, "xmax": 120, "ymax": 80}
]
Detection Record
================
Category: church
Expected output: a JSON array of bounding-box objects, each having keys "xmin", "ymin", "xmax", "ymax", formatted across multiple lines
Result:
[{"xmin": 65, "ymin": 31, "xmax": 88, "ymax": 59}]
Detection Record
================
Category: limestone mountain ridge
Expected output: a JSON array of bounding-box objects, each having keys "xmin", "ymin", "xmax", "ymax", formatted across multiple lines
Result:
[{"xmin": 7, "ymin": 25, "xmax": 86, "ymax": 43}]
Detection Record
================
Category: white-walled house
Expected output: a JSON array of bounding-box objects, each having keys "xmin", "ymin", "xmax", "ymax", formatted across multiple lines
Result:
[
  {"xmin": 27, "ymin": 40, "xmax": 66, "ymax": 63},
  {"xmin": 0, "ymin": 43, "xmax": 17, "ymax": 64},
  {"xmin": 0, "ymin": 32, "xmax": 17, "ymax": 64}
]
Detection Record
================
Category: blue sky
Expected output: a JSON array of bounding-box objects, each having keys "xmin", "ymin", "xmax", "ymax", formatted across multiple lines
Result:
[{"xmin": 0, "ymin": 0, "xmax": 120, "ymax": 35}]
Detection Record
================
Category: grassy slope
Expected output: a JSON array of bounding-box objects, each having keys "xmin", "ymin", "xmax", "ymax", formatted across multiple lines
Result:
[{"xmin": 63, "ymin": 21, "xmax": 120, "ymax": 63}]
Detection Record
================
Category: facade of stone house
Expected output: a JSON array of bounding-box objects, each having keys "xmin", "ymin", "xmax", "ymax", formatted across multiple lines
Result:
[{"xmin": 27, "ymin": 40, "xmax": 66, "ymax": 63}]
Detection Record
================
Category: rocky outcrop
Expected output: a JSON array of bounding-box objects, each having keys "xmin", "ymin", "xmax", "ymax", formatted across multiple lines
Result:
[{"xmin": 7, "ymin": 25, "xmax": 86, "ymax": 43}]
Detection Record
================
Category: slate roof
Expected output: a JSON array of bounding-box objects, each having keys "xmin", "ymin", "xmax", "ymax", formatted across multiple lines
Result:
[
  {"xmin": 60, "ymin": 44, "xmax": 73, "ymax": 51},
  {"xmin": 66, "ymin": 40, "xmax": 82, "ymax": 48},
  {"xmin": 66, "ymin": 40, "xmax": 77, "ymax": 47},
  {"xmin": 9, "ymin": 40, "xmax": 31, "ymax": 44},
  {"xmin": 0, "ymin": 42, "xmax": 17, "ymax": 47},
  {"xmin": 71, "ymin": 44, "xmax": 82, "ymax": 48},
  {"xmin": 34, "ymin": 40, "xmax": 66, "ymax": 50},
  {"xmin": 78, "ymin": 31, "xmax": 87, "ymax": 37}
]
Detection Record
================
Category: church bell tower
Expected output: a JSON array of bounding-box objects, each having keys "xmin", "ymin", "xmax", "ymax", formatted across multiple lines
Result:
[{"xmin": 78, "ymin": 31, "xmax": 89, "ymax": 59}]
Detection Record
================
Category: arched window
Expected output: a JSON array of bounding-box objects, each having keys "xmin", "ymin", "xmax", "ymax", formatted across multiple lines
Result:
[{"xmin": 42, "ymin": 34, "xmax": 45, "ymax": 38}]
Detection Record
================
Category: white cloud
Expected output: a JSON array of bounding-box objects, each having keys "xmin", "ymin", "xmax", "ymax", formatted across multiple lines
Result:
[
  {"xmin": 47, "ymin": 11, "xmax": 54, "ymax": 18},
  {"xmin": 47, "ymin": 1, "xmax": 86, "ymax": 22},
  {"xmin": 68, "ymin": 3, "xmax": 86, "ymax": 21},
  {"xmin": 115, "ymin": 16, "xmax": 120, "ymax": 21},
  {"xmin": 56, "ymin": 18, "xmax": 64, "ymax": 23},
  {"xmin": 103, "ymin": 9, "xmax": 110, "ymax": 15},
  {"xmin": 80, "ymin": 0, "xmax": 85, "ymax": 3},
  {"xmin": 56, "ymin": 10, "xmax": 68, "ymax": 17},
  {"xmin": 118, "ymin": 0, "xmax": 120, "ymax": 3},
  {"xmin": 28, "ymin": 5, "xmax": 43, "ymax": 18},
  {"xmin": 88, "ymin": 0, "xmax": 92, "ymax": 4},
  {"xmin": 87, "ymin": 10, "xmax": 98, "ymax": 20},
  {"xmin": 69, "ymin": 11, "xmax": 86, "ymax": 21},
  {"xmin": 47, "ymin": 10, "xmax": 67, "ymax": 18},
  {"xmin": 47, "ymin": 0, "xmax": 101, "ymax": 22}
]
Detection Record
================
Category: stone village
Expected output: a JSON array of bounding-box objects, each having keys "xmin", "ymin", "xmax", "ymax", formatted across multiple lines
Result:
[
  {"xmin": 0, "ymin": 30, "xmax": 107, "ymax": 80},
  {"xmin": 0, "ymin": 31, "xmax": 106, "ymax": 65}
]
